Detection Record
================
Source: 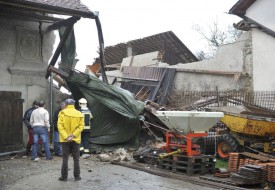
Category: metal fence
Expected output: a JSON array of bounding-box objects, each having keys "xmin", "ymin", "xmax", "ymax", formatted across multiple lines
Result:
[{"xmin": 167, "ymin": 90, "xmax": 275, "ymax": 113}]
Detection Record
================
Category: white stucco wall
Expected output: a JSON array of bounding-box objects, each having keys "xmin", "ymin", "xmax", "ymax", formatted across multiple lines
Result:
[
  {"xmin": 170, "ymin": 32, "xmax": 251, "ymax": 92},
  {"xmin": 172, "ymin": 73, "xmax": 247, "ymax": 91},
  {"xmin": 0, "ymin": 18, "xmax": 56, "ymax": 145},
  {"xmin": 252, "ymin": 28, "xmax": 275, "ymax": 91},
  {"xmin": 246, "ymin": 0, "xmax": 275, "ymax": 31}
]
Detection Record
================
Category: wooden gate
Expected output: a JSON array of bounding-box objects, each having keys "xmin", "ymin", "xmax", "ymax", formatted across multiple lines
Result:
[{"xmin": 0, "ymin": 91, "xmax": 24, "ymax": 153}]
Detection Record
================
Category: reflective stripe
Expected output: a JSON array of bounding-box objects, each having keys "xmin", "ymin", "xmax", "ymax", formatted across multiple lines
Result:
[
  {"xmin": 84, "ymin": 149, "xmax": 89, "ymax": 153},
  {"xmin": 80, "ymin": 147, "xmax": 84, "ymax": 151},
  {"xmin": 84, "ymin": 126, "xmax": 90, "ymax": 130},
  {"xmin": 83, "ymin": 113, "xmax": 91, "ymax": 126}
]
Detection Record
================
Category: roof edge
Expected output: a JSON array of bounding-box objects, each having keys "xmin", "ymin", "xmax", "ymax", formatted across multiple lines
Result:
[
  {"xmin": 0, "ymin": 0, "xmax": 95, "ymax": 19},
  {"xmin": 229, "ymin": 0, "xmax": 256, "ymax": 17}
]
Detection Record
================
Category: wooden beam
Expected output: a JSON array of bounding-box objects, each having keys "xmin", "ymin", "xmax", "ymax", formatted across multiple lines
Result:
[
  {"xmin": 0, "ymin": 12, "xmax": 62, "ymax": 23},
  {"xmin": 176, "ymin": 68, "xmax": 241, "ymax": 75},
  {"xmin": 47, "ymin": 16, "xmax": 79, "ymax": 32},
  {"xmin": 45, "ymin": 16, "xmax": 80, "ymax": 79},
  {"xmin": 150, "ymin": 68, "xmax": 167, "ymax": 101},
  {"xmin": 47, "ymin": 65, "xmax": 69, "ymax": 78}
]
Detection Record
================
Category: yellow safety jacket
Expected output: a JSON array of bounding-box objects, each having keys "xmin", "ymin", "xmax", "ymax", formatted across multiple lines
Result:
[{"xmin": 58, "ymin": 105, "xmax": 84, "ymax": 144}]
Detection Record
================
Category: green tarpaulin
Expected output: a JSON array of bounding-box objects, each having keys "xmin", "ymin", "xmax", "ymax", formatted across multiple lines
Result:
[
  {"xmin": 66, "ymin": 71, "xmax": 145, "ymax": 145},
  {"xmin": 58, "ymin": 27, "xmax": 78, "ymax": 71}
]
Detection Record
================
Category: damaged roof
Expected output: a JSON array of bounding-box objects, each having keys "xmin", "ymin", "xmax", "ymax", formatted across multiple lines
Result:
[
  {"xmin": 103, "ymin": 31, "xmax": 198, "ymax": 66},
  {"xmin": 0, "ymin": 0, "xmax": 95, "ymax": 19}
]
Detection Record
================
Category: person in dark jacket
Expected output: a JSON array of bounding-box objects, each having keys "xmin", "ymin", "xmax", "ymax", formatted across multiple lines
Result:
[
  {"xmin": 23, "ymin": 100, "xmax": 43, "ymax": 156},
  {"xmin": 78, "ymin": 98, "xmax": 93, "ymax": 156},
  {"xmin": 53, "ymin": 102, "xmax": 66, "ymax": 156}
]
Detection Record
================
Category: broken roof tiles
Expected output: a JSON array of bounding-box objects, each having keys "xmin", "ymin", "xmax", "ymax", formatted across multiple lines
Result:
[{"xmin": 103, "ymin": 31, "xmax": 198, "ymax": 66}]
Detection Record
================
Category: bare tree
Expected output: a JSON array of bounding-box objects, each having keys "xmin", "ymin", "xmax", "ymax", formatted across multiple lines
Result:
[{"xmin": 193, "ymin": 20, "xmax": 243, "ymax": 59}]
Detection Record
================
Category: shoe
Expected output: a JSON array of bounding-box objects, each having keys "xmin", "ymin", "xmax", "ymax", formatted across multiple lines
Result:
[
  {"xmin": 75, "ymin": 176, "xmax": 81, "ymax": 181},
  {"xmin": 26, "ymin": 144, "xmax": 32, "ymax": 155},
  {"xmin": 32, "ymin": 158, "xmax": 40, "ymax": 162},
  {"xmin": 58, "ymin": 177, "xmax": 67, "ymax": 181},
  {"xmin": 46, "ymin": 157, "xmax": 53, "ymax": 160},
  {"xmin": 81, "ymin": 154, "xmax": 90, "ymax": 159}
]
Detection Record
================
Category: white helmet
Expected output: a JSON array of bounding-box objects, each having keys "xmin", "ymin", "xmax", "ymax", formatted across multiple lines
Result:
[{"xmin": 79, "ymin": 98, "xmax": 87, "ymax": 104}]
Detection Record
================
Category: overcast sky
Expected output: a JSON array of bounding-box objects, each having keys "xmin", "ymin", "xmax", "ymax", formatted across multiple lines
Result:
[{"xmin": 73, "ymin": 0, "xmax": 241, "ymax": 71}]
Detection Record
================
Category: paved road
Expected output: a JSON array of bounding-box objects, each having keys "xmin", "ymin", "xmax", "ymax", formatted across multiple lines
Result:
[{"xmin": 2, "ymin": 156, "xmax": 215, "ymax": 190}]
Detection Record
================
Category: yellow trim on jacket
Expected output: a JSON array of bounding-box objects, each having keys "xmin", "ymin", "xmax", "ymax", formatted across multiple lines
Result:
[{"xmin": 58, "ymin": 105, "xmax": 84, "ymax": 144}]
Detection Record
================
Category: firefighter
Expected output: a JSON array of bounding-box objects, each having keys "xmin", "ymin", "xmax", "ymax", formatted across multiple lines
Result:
[{"xmin": 78, "ymin": 98, "xmax": 93, "ymax": 156}]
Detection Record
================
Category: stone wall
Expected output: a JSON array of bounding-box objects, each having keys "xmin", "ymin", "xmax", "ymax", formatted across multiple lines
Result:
[{"xmin": 0, "ymin": 18, "xmax": 60, "ymax": 145}]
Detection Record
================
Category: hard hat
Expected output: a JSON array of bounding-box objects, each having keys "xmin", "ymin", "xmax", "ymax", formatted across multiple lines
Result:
[{"xmin": 79, "ymin": 98, "xmax": 87, "ymax": 104}]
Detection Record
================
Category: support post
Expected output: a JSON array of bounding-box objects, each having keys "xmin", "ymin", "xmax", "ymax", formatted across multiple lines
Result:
[
  {"xmin": 95, "ymin": 14, "xmax": 108, "ymax": 84},
  {"xmin": 50, "ymin": 73, "xmax": 54, "ymax": 144}
]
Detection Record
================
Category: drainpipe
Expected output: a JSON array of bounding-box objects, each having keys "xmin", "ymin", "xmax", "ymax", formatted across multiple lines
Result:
[
  {"xmin": 0, "ymin": 150, "xmax": 25, "ymax": 157},
  {"xmin": 50, "ymin": 73, "xmax": 54, "ymax": 144}
]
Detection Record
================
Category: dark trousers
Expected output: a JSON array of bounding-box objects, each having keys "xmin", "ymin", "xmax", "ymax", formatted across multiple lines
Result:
[
  {"xmin": 80, "ymin": 132, "xmax": 90, "ymax": 153},
  {"xmin": 27, "ymin": 128, "xmax": 42, "ymax": 145},
  {"xmin": 61, "ymin": 142, "xmax": 80, "ymax": 178}
]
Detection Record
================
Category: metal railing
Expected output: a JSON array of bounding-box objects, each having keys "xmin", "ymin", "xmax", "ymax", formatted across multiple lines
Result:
[{"xmin": 167, "ymin": 90, "xmax": 275, "ymax": 113}]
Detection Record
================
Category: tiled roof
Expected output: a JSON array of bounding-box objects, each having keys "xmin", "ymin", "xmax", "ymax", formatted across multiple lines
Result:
[
  {"xmin": 103, "ymin": 31, "xmax": 198, "ymax": 65},
  {"xmin": 0, "ymin": 0, "xmax": 94, "ymax": 18}
]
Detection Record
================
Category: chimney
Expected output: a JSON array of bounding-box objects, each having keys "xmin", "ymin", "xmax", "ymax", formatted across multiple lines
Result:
[{"xmin": 127, "ymin": 44, "xmax": 133, "ymax": 57}]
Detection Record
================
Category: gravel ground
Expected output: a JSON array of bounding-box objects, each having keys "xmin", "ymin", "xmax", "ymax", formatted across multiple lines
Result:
[
  {"xmin": 0, "ymin": 153, "xmax": 216, "ymax": 190},
  {"xmin": 0, "ymin": 152, "xmax": 103, "ymax": 189}
]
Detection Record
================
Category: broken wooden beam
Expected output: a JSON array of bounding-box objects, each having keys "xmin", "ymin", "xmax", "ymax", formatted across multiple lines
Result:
[{"xmin": 45, "ymin": 16, "xmax": 80, "ymax": 79}]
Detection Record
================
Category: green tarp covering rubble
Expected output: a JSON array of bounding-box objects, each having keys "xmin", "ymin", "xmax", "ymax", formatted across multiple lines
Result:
[
  {"xmin": 58, "ymin": 27, "xmax": 78, "ymax": 72},
  {"xmin": 66, "ymin": 71, "xmax": 145, "ymax": 145}
]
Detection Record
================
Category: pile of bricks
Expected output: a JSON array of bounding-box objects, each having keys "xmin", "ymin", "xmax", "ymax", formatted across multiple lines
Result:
[
  {"xmin": 267, "ymin": 163, "xmax": 275, "ymax": 183},
  {"xmin": 227, "ymin": 152, "xmax": 275, "ymax": 186},
  {"xmin": 227, "ymin": 153, "xmax": 240, "ymax": 172}
]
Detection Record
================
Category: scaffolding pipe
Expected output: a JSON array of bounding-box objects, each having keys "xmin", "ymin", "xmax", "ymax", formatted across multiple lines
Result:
[{"xmin": 50, "ymin": 73, "xmax": 54, "ymax": 144}]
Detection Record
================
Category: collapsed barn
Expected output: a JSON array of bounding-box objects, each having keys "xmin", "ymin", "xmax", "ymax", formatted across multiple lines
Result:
[{"xmin": 1, "ymin": 0, "xmax": 275, "ymax": 188}]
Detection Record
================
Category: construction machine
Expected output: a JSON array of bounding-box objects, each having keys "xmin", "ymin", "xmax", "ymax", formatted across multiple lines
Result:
[
  {"xmin": 153, "ymin": 110, "xmax": 224, "ymax": 157},
  {"xmin": 209, "ymin": 106, "xmax": 275, "ymax": 160}
]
